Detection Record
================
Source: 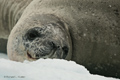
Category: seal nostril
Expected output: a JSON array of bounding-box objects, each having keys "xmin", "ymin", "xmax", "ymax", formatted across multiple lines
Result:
[
  {"xmin": 62, "ymin": 46, "xmax": 69, "ymax": 59},
  {"xmin": 62, "ymin": 46, "xmax": 69, "ymax": 54},
  {"xmin": 36, "ymin": 54, "xmax": 39, "ymax": 58}
]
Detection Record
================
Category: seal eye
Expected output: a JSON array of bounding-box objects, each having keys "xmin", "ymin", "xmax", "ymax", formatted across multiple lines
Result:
[{"xmin": 28, "ymin": 30, "xmax": 39, "ymax": 40}]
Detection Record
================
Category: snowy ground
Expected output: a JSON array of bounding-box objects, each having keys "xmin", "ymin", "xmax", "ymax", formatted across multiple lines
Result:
[
  {"xmin": 0, "ymin": 53, "xmax": 119, "ymax": 80},
  {"xmin": 0, "ymin": 53, "xmax": 8, "ymax": 59}
]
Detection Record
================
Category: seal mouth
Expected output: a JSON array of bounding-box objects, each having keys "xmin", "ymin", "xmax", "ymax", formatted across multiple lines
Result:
[
  {"xmin": 27, "ymin": 51, "xmax": 39, "ymax": 60},
  {"xmin": 27, "ymin": 49, "xmax": 57, "ymax": 60},
  {"xmin": 26, "ymin": 44, "xmax": 68, "ymax": 60}
]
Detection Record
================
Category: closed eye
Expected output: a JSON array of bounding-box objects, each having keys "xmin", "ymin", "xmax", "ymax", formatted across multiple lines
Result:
[
  {"xmin": 28, "ymin": 31, "xmax": 39, "ymax": 40},
  {"xmin": 26, "ymin": 28, "xmax": 40, "ymax": 41}
]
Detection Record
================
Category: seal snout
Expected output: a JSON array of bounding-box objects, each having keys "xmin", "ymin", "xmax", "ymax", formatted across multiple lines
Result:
[
  {"xmin": 48, "ymin": 41, "xmax": 69, "ymax": 59},
  {"xmin": 26, "ymin": 40, "xmax": 69, "ymax": 59}
]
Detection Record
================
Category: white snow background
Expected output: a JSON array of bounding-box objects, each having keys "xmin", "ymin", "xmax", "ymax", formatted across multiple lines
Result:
[{"xmin": 0, "ymin": 53, "xmax": 119, "ymax": 80}]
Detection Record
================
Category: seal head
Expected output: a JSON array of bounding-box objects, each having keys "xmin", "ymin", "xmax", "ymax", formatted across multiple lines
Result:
[{"xmin": 7, "ymin": 14, "xmax": 72, "ymax": 62}]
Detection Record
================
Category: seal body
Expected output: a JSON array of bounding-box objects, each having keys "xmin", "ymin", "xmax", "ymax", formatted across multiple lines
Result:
[
  {"xmin": 0, "ymin": 0, "xmax": 120, "ymax": 78},
  {"xmin": 0, "ymin": 0, "xmax": 33, "ymax": 53}
]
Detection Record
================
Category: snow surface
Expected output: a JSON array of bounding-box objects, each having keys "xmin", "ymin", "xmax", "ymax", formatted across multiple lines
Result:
[
  {"xmin": 0, "ymin": 53, "xmax": 8, "ymax": 59},
  {"xmin": 0, "ymin": 53, "xmax": 119, "ymax": 80}
]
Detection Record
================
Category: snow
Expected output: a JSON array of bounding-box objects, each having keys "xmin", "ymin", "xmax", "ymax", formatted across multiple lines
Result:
[
  {"xmin": 0, "ymin": 53, "xmax": 8, "ymax": 59},
  {"xmin": 0, "ymin": 53, "xmax": 119, "ymax": 80}
]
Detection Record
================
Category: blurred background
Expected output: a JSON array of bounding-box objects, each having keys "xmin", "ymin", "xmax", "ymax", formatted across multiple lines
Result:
[{"xmin": 0, "ymin": 38, "xmax": 7, "ymax": 53}]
